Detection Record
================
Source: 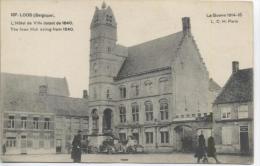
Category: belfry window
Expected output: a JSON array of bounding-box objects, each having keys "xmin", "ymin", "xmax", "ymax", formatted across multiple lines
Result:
[{"xmin": 106, "ymin": 15, "xmax": 112, "ymax": 23}]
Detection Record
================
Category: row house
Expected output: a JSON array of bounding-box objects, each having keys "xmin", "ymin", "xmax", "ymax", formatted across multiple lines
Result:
[{"xmin": 213, "ymin": 62, "xmax": 253, "ymax": 155}]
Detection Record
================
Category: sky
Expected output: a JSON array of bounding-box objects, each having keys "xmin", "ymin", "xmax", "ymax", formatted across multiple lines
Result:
[{"xmin": 1, "ymin": 0, "xmax": 253, "ymax": 98}]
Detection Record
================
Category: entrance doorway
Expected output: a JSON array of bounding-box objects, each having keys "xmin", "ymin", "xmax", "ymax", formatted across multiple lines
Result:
[
  {"xmin": 240, "ymin": 126, "xmax": 249, "ymax": 154},
  {"xmin": 56, "ymin": 139, "xmax": 62, "ymax": 153},
  {"xmin": 174, "ymin": 125, "xmax": 194, "ymax": 152},
  {"xmin": 103, "ymin": 109, "xmax": 112, "ymax": 132},
  {"xmin": 20, "ymin": 135, "xmax": 27, "ymax": 154}
]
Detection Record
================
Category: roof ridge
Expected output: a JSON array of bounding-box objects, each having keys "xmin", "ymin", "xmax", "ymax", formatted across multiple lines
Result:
[
  {"xmin": 1, "ymin": 72, "xmax": 66, "ymax": 80},
  {"xmin": 128, "ymin": 31, "xmax": 183, "ymax": 49}
]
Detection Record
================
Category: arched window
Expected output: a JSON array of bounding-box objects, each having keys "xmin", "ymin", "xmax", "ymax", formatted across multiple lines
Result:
[
  {"xmin": 119, "ymin": 105, "xmax": 126, "ymax": 123},
  {"xmin": 106, "ymin": 89, "xmax": 110, "ymax": 99},
  {"xmin": 145, "ymin": 101, "xmax": 153, "ymax": 121},
  {"xmin": 159, "ymin": 99, "xmax": 169, "ymax": 120},
  {"xmin": 93, "ymin": 87, "xmax": 97, "ymax": 99},
  {"xmin": 92, "ymin": 109, "xmax": 99, "ymax": 130},
  {"xmin": 132, "ymin": 103, "xmax": 139, "ymax": 122}
]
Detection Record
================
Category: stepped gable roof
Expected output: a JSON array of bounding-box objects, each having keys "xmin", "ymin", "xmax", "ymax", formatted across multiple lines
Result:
[
  {"xmin": 116, "ymin": 31, "xmax": 184, "ymax": 79},
  {"xmin": 214, "ymin": 68, "xmax": 253, "ymax": 104},
  {"xmin": 209, "ymin": 78, "xmax": 221, "ymax": 91},
  {"xmin": 1, "ymin": 72, "xmax": 69, "ymax": 97}
]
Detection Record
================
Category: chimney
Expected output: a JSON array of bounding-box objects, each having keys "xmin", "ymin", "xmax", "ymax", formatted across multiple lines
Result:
[
  {"xmin": 182, "ymin": 17, "xmax": 191, "ymax": 34},
  {"xmin": 232, "ymin": 61, "xmax": 239, "ymax": 73},
  {"xmin": 83, "ymin": 90, "xmax": 88, "ymax": 99},
  {"xmin": 39, "ymin": 85, "xmax": 48, "ymax": 96}
]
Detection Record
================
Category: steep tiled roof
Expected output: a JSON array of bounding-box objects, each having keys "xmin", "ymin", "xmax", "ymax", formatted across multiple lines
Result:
[
  {"xmin": 116, "ymin": 32, "xmax": 184, "ymax": 79},
  {"xmin": 214, "ymin": 68, "xmax": 253, "ymax": 104},
  {"xmin": 46, "ymin": 95, "xmax": 88, "ymax": 117},
  {"xmin": 2, "ymin": 92, "xmax": 47, "ymax": 113},
  {"xmin": 1, "ymin": 73, "xmax": 88, "ymax": 117},
  {"xmin": 1, "ymin": 73, "xmax": 69, "ymax": 97}
]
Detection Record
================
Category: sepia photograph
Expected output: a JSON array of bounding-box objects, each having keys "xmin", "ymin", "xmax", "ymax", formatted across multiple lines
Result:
[{"xmin": 0, "ymin": 0, "xmax": 255, "ymax": 164}]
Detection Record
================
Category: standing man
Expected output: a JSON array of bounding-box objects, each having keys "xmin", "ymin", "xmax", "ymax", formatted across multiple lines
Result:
[
  {"xmin": 2, "ymin": 143, "xmax": 6, "ymax": 155},
  {"xmin": 195, "ymin": 131, "xmax": 207, "ymax": 163},
  {"xmin": 207, "ymin": 135, "xmax": 220, "ymax": 163},
  {"xmin": 71, "ymin": 130, "xmax": 82, "ymax": 163}
]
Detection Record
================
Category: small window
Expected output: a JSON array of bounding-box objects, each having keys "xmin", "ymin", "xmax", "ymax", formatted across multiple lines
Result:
[
  {"xmin": 21, "ymin": 117, "xmax": 27, "ymax": 129},
  {"xmin": 221, "ymin": 107, "xmax": 231, "ymax": 120},
  {"xmin": 33, "ymin": 117, "xmax": 39, "ymax": 129},
  {"xmin": 238, "ymin": 105, "xmax": 249, "ymax": 119},
  {"xmin": 44, "ymin": 118, "xmax": 50, "ymax": 130},
  {"xmin": 8, "ymin": 116, "xmax": 15, "ymax": 128}
]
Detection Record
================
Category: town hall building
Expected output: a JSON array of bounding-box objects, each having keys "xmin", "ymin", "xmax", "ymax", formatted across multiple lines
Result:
[
  {"xmin": 1, "ymin": 2, "xmax": 221, "ymax": 155},
  {"xmin": 87, "ymin": 2, "xmax": 218, "ymax": 152}
]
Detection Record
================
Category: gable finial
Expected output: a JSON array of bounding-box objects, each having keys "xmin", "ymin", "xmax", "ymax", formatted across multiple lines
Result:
[{"xmin": 102, "ymin": 1, "xmax": 106, "ymax": 9}]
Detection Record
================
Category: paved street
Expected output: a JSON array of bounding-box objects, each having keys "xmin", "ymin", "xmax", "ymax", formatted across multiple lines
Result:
[{"xmin": 0, "ymin": 153, "xmax": 253, "ymax": 164}]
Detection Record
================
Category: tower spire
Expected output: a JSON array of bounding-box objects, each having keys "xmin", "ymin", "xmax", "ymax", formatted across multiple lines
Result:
[{"xmin": 102, "ymin": 1, "xmax": 106, "ymax": 9}]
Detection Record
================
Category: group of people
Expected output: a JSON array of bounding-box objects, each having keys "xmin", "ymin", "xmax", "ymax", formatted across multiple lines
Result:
[
  {"xmin": 195, "ymin": 131, "xmax": 220, "ymax": 164},
  {"xmin": 71, "ymin": 130, "xmax": 220, "ymax": 163}
]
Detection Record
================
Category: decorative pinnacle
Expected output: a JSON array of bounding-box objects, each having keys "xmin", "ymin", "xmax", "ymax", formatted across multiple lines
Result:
[{"xmin": 102, "ymin": 1, "xmax": 106, "ymax": 9}]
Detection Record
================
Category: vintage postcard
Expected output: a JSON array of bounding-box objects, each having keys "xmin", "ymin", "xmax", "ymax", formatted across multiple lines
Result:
[{"xmin": 0, "ymin": 0, "xmax": 254, "ymax": 164}]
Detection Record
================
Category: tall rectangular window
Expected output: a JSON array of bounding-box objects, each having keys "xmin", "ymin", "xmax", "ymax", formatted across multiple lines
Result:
[
  {"xmin": 132, "ymin": 103, "xmax": 139, "ymax": 122},
  {"xmin": 119, "ymin": 105, "xmax": 126, "ymax": 123},
  {"xmin": 21, "ymin": 117, "xmax": 27, "ymax": 129},
  {"xmin": 160, "ymin": 132, "xmax": 169, "ymax": 143},
  {"xmin": 44, "ymin": 118, "xmax": 50, "ymax": 130},
  {"xmin": 160, "ymin": 100, "xmax": 169, "ymax": 120},
  {"xmin": 120, "ymin": 86, "xmax": 126, "ymax": 99},
  {"xmin": 145, "ymin": 101, "xmax": 153, "ymax": 121},
  {"xmin": 131, "ymin": 84, "xmax": 139, "ymax": 97},
  {"xmin": 145, "ymin": 132, "xmax": 153, "ymax": 144},
  {"xmin": 8, "ymin": 116, "xmax": 15, "ymax": 128},
  {"xmin": 33, "ymin": 117, "xmax": 39, "ymax": 129},
  {"xmin": 238, "ymin": 105, "xmax": 249, "ymax": 119}
]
